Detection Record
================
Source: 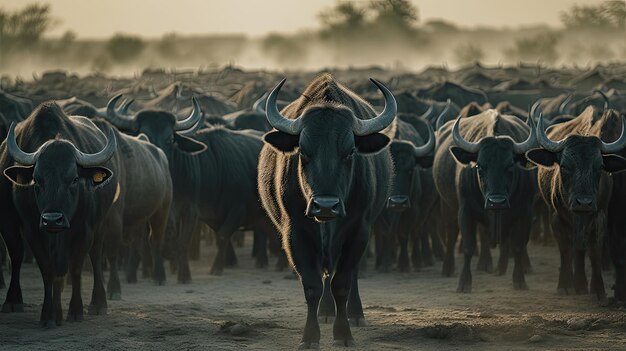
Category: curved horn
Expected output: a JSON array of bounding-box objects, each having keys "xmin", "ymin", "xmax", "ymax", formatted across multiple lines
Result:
[
  {"xmin": 174, "ymin": 96, "xmax": 203, "ymax": 131},
  {"xmin": 593, "ymin": 89, "xmax": 610, "ymax": 110},
  {"xmin": 452, "ymin": 116, "xmax": 480, "ymax": 153},
  {"xmin": 105, "ymin": 94, "xmax": 136, "ymax": 131},
  {"xmin": 530, "ymin": 99, "xmax": 542, "ymax": 120},
  {"xmin": 253, "ymin": 92, "xmax": 268, "ymax": 114},
  {"xmin": 435, "ymin": 100, "xmax": 452, "ymax": 130},
  {"xmin": 559, "ymin": 94, "xmax": 573, "ymax": 115},
  {"xmin": 265, "ymin": 79, "xmax": 303, "ymax": 135},
  {"xmin": 418, "ymin": 104, "xmax": 434, "ymax": 120},
  {"xmin": 413, "ymin": 123, "xmax": 436, "ymax": 157},
  {"xmin": 7, "ymin": 123, "xmax": 39, "ymax": 165},
  {"xmin": 537, "ymin": 113, "xmax": 566, "ymax": 152},
  {"xmin": 120, "ymin": 98, "xmax": 135, "ymax": 115},
  {"xmin": 600, "ymin": 114, "xmax": 626, "ymax": 154},
  {"xmin": 73, "ymin": 127, "xmax": 117, "ymax": 167},
  {"xmin": 178, "ymin": 115, "xmax": 205, "ymax": 136},
  {"xmin": 512, "ymin": 115, "xmax": 537, "ymax": 154},
  {"xmin": 353, "ymin": 78, "xmax": 397, "ymax": 136}
]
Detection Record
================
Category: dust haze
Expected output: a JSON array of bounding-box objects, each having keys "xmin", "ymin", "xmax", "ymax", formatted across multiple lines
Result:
[{"xmin": 1, "ymin": 1, "xmax": 626, "ymax": 78}]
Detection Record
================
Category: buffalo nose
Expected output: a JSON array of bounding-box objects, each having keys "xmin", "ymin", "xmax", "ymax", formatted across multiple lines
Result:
[
  {"xmin": 573, "ymin": 196, "xmax": 595, "ymax": 212},
  {"xmin": 40, "ymin": 212, "xmax": 69, "ymax": 231},
  {"xmin": 306, "ymin": 196, "xmax": 345, "ymax": 221},
  {"xmin": 386, "ymin": 195, "xmax": 410, "ymax": 210},
  {"xmin": 484, "ymin": 195, "xmax": 510, "ymax": 210}
]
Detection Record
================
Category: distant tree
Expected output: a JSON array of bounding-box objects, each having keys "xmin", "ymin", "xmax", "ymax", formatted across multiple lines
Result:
[
  {"xmin": 0, "ymin": 3, "xmax": 56, "ymax": 58},
  {"xmin": 561, "ymin": 1, "xmax": 626, "ymax": 30},
  {"xmin": 505, "ymin": 32, "xmax": 561, "ymax": 64},
  {"xmin": 369, "ymin": 0, "xmax": 419, "ymax": 29},
  {"xmin": 106, "ymin": 34, "xmax": 145, "ymax": 63},
  {"xmin": 424, "ymin": 19, "xmax": 459, "ymax": 33}
]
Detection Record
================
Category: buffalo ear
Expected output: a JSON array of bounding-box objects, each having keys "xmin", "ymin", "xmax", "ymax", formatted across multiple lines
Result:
[
  {"xmin": 525, "ymin": 148, "xmax": 558, "ymax": 168},
  {"xmin": 515, "ymin": 153, "xmax": 537, "ymax": 170},
  {"xmin": 416, "ymin": 155, "xmax": 434, "ymax": 168},
  {"xmin": 174, "ymin": 133, "xmax": 207, "ymax": 155},
  {"xmin": 355, "ymin": 133, "xmax": 391, "ymax": 154},
  {"xmin": 79, "ymin": 166, "xmax": 114, "ymax": 189},
  {"xmin": 3, "ymin": 166, "xmax": 34, "ymax": 186},
  {"xmin": 449, "ymin": 146, "xmax": 477, "ymax": 166},
  {"xmin": 603, "ymin": 154, "xmax": 626, "ymax": 174},
  {"xmin": 263, "ymin": 131, "xmax": 300, "ymax": 153}
]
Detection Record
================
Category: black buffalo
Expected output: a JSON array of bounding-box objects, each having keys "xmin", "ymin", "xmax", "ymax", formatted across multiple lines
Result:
[
  {"xmin": 91, "ymin": 119, "xmax": 173, "ymax": 297},
  {"xmin": 258, "ymin": 73, "xmax": 396, "ymax": 348},
  {"xmin": 0, "ymin": 102, "xmax": 117, "ymax": 326},
  {"xmin": 105, "ymin": 97, "xmax": 276, "ymax": 281},
  {"xmin": 526, "ymin": 108, "xmax": 626, "ymax": 305},
  {"xmin": 434, "ymin": 109, "xmax": 537, "ymax": 293}
]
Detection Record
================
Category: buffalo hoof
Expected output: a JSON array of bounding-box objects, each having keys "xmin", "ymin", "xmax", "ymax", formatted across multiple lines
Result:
[
  {"xmin": 476, "ymin": 260, "xmax": 493, "ymax": 274},
  {"xmin": 2, "ymin": 303, "xmax": 24, "ymax": 313},
  {"xmin": 594, "ymin": 293, "xmax": 609, "ymax": 307},
  {"xmin": 209, "ymin": 266, "xmax": 223, "ymax": 276},
  {"xmin": 333, "ymin": 339, "xmax": 356, "ymax": 347},
  {"xmin": 513, "ymin": 280, "xmax": 529, "ymax": 290},
  {"xmin": 87, "ymin": 304, "xmax": 107, "ymax": 316},
  {"xmin": 40, "ymin": 319, "xmax": 58, "ymax": 328},
  {"xmin": 177, "ymin": 276, "xmax": 192, "ymax": 284},
  {"xmin": 557, "ymin": 287, "xmax": 575, "ymax": 295},
  {"xmin": 298, "ymin": 342, "xmax": 320, "ymax": 350},
  {"xmin": 66, "ymin": 311, "xmax": 84, "ymax": 322},
  {"xmin": 349, "ymin": 317, "xmax": 368, "ymax": 327},
  {"xmin": 107, "ymin": 292, "xmax": 122, "ymax": 301},
  {"xmin": 318, "ymin": 315, "xmax": 334, "ymax": 324},
  {"xmin": 441, "ymin": 261, "xmax": 455, "ymax": 277},
  {"xmin": 396, "ymin": 263, "xmax": 411, "ymax": 273},
  {"xmin": 456, "ymin": 280, "xmax": 472, "ymax": 294}
]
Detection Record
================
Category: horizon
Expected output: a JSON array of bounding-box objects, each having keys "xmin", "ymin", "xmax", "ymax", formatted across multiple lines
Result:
[{"xmin": 2, "ymin": 0, "xmax": 583, "ymax": 39}]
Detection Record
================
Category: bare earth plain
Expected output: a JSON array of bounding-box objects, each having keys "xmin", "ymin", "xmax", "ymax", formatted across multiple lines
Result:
[{"xmin": 1, "ymin": 236, "xmax": 626, "ymax": 351}]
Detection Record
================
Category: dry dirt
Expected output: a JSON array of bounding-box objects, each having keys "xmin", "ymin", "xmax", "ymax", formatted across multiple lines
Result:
[{"xmin": 1, "ymin": 237, "xmax": 626, "ymax": 351}]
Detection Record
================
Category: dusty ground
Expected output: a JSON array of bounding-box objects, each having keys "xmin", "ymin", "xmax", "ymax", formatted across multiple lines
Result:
[{"xmin": 1, "ymin": 237, "xmax": 626, "ymax": 351}]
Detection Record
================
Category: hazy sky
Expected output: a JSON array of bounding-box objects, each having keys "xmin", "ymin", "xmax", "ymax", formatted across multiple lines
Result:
[{"xmin": 2, "ymin": 0, "xmax": 588, "ymax": 38}]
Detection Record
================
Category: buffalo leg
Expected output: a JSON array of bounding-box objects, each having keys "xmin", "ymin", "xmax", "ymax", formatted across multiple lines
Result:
[
  {"xmin": 331, "ymin": 230, "xmax": 367, "ymax": 346},
  {"xmin": 87, "ymin": 232, "xmax": 108, "ymax": 316},
  {"xmin": 253, "ymin": 230, "xmax": 269, "ymax": 269},
  {"xmin": 125, "ymin": 239, "xmax": 140, "ymax": 283},
  {"xmin": 495, "ymin": 236, "xmax": 510, "ymax": 276},
  {"xmin": 176, "ymin": 211, "xmax": 196, "ymax": 283},
  {"xmin": 1, "ymin": 221, "xmax": 23, "ymax": 312},
  {"xmin": 554, "ymin": 223, "xmax": 575, "ymax": 294},
  {"xmin": 290, "ymin": 230, "xmax": 323, "ymax": 350},
  {"xmin": 67, "ymin": 255, "xmax": 85, "ymax": 322},
  {"xmin": 0, "ymin": 237, "xmax": 6, "ymax": 289},
  {"xmin": 150, "ymin": 204, "xmax": 169, "ymax": 285},
  {"xmin": 589, "ymin": 245, "xmax": 608, "ymax": 305},
  {"xmin": 573, "ymin": 250, "xmax": 588, "ymax": 294},
  {"xmin": 457, "ymin": 207, "xmax": 476, "ymax": 293},
  {"xmin": 511, "ymin": 217, "xmax": 530, "ymax": 290},
  {"xmin": 396, "ymin": 229, "xmax": 410, "ymax": 273},
  {"xmin": 209, "ymin": 212, "xmax": 240, "ymax": 276},
  {"xmin": 476, "ymin": 227, "xmax": 493, "ymax": 273},
  {"xmin": 225, "ymin": 239, "xmax": 238, "ymax": 267},
  {"xmin": 318, "ymin": 275, "xmax": 335, "ymax": 323},
  {"xmin": 442, "ymin": 204, "xmax": 459, "ymax": 277}
]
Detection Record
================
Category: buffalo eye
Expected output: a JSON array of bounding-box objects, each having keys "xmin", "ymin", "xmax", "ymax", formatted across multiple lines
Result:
[{"xmin": 72, "ymin": 177, "xmax": 79, "ymax": 185}]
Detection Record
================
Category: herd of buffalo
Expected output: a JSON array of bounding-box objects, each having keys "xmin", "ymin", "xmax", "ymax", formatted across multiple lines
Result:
[{"xmin": 1, "ymin": 63, "xmax": 626, "ymax": 348}]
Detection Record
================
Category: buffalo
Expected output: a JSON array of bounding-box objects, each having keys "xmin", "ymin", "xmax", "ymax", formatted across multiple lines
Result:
[
  {"xmin": 526, "ymin": 108, "xmax": 626, "ymax": 304},
  {"xmin": 0, "ymin": 102, "xmax": 118, "ymax": 326},
  {"xmin": 257, "ymin": 73, "xmax": 396, "ymax": 348},
  {"xmin": 434, "ymin": 109, "xmax": 537, "ymax": 292}
]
